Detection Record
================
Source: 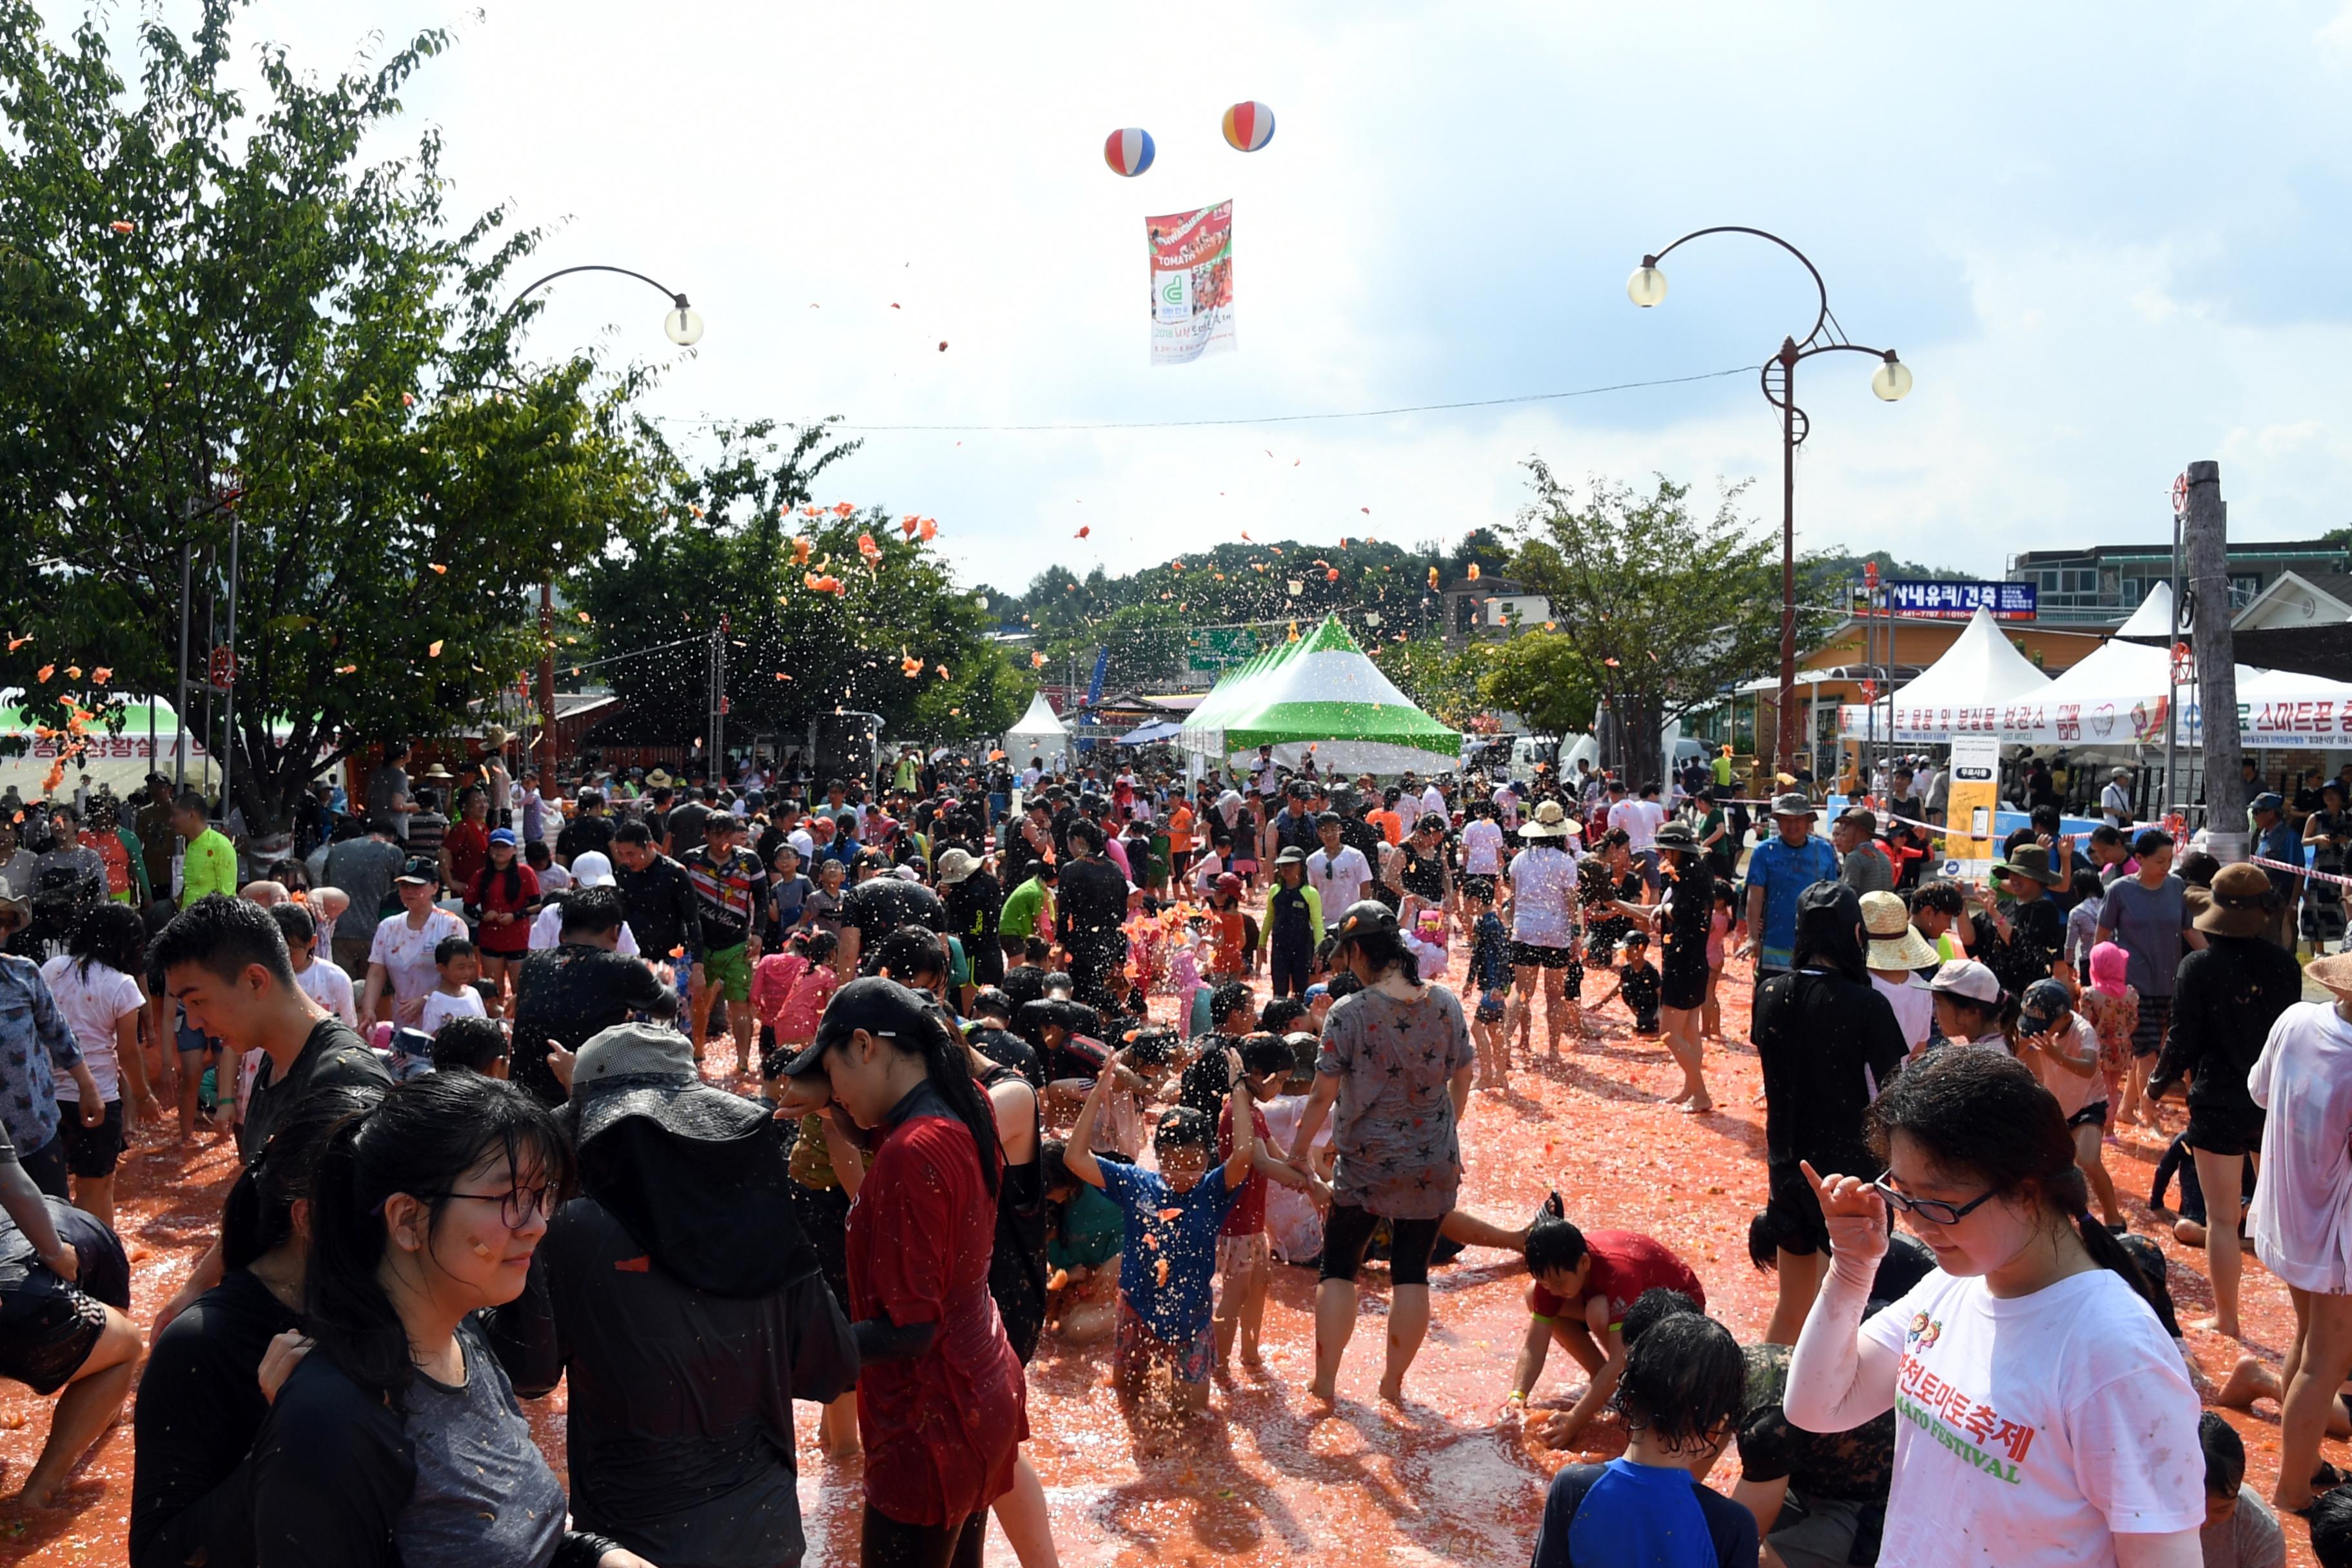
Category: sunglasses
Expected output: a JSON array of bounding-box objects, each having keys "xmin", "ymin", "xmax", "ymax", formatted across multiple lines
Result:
[{"xmin": 1871, "ymin": 1174, "xmax": 1999, "ymax": 1229}]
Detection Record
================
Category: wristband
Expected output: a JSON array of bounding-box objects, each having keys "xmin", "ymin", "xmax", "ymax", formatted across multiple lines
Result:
[{"xmin": 1507, "ymin": 1390, "xmax": 1525, "ymax": 1404}]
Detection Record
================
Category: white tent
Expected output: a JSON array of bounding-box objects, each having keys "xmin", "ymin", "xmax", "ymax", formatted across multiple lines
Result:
[
  {"xmin": 1, "ymin": 695, "xmax": 219, "ymax": 799},
  {"xmin": 1004, "ymin": 691, "xmax": 1070, "ymax": 769},
  {"xmin": 1837, "ymin": 606, "xmax": 2055, "ymax": 743}
]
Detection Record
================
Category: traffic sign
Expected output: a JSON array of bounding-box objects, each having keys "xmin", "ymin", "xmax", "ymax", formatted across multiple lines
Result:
[{"xmin": 208, "ymin": 645, "xmax": 236, "ymax": 689}]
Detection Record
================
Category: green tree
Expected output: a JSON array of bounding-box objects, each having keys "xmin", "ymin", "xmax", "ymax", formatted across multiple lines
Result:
[
  {"xmin": 577, "ymin": 420, "xmax": 1027, "ymax": 747},
  {"xmin": 1369, "ymin": 637, "xmax": 1486, "ymax": 729},
  {"xmin": 1506, "ymin": 462, "xmax": 1827, "ymax": 785},
  {"xmin": 1474, "ymin": 631, "xmax": 1599, "ymax": 738},
  {"xmin": 0, "ymin": 1, "xmax": 652, "ymax": 830}
]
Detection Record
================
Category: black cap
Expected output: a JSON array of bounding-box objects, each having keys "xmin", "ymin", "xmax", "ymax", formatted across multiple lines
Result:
[
  {"xmin": 1328, "ymin": 899, "xmax": 1399, "ymax": 949},
  {"xmin": 395, "ymin": 856, "xmax": 440, "ymax": 885},
  {"xmin": 1315, "ymin": 810, "xmax": 1342, "ymax": 827},
  {"xmin": 782, "ymin": 975, "xmax": 939, "ymax": 1077}
]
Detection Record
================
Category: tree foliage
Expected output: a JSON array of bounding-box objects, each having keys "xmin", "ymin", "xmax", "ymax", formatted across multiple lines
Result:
[
  {"xmin": 1505, "ymin": 462, "xmax": 1832, "ymax": 783},
  {"xmin": 576, "ymin": 420, "xmax": 1028, "ymax": 746},
  {"xmin": 1473, "ymin": 631, "xmax": 1600, "ymax": 738},
  {"xmin": 0, "ymin": 1, "xmax": 652, "ymax": 828}
]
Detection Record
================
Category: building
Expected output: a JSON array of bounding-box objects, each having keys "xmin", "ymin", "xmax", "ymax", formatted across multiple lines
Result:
[
  {"xmin": 1440, "ymin": 575, "xmax": 1551, "ymax": 648},
  {"xmin": 2007, "ymin": 537, "xmax": 2352, "ymax": 625}
]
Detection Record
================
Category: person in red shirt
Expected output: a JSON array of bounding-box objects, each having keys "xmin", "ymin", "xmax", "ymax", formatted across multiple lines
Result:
[
  {"xmin": 1510, "ymin": 1219, "xmax": 1706, "ymax": 1449},
  {"xmin": 1213, "ymin": 1034, "xmax": 1328, "ymax": 1369},
  {"xmin": 781, "ymin": 977, "xmax": 1031, "ymax": 1568},
  {"xmin": 441, "ymin": 785, "xmax": 493, "ymax": 895},
  {"xmin": 463, "ymin": 829, "xmax": 540, "ymax": 1019}
]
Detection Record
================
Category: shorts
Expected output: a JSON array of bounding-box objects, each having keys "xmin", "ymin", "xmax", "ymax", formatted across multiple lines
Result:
[
  {"xmin": 1510, "ymin": 941, "xmax": 1576, "ymax": 970},
  {"xmin": 785, "ymin": 1175, "xmax": 853, "ymax": 1313},
  {"xmin": 1767, "ymin": 1494, "xmax": 1881, "ymax": 1568},
  {"xmin": 2066, "ymin": 1100, "xmax": 2110, "ymax": 1131},
  {"xmin": 16, "ymin": 1134, "xmax": 70, "ymax": 1200},
  {"xmin": 1660, "ymin": 963, "xmax": 1707, "ymax": 1012},
  {"xmin": 58, "ymin": 1101, "xmax": 124, "ymax": 1178},
  {"xmin": 1117, "ymin": 1297, "xmax": 1214, "ymax": 1386},
  {"xmin": 2185, "ymin": 1102, "xmax": 2265, "ymax": 1159},
  {"xmin": 1321, "ymin": 1202, "xmax": 1444, "ymax": 1287},
  {"xmin": 701, "ymin": 941, "xmax": 752, "ymax": 1004},
  {"xmin": 1475, "ymin": 993, "xmax": 1507, "ymax": 1024},
  {"xmin": 0, "ymin": 1268, "xmax": 108, "ymax": 1396},
  {"xmin": 1217, "ymin": 1230, "xmax": 1271, "ymax": 1279},
  {"xmin": 2130, "ymin": 993, "xmax": 2172, "ymax": 1059},
  {"xmin": 1762, "ymin": 1160, "xmax": 1833, "ymax": 1257}
]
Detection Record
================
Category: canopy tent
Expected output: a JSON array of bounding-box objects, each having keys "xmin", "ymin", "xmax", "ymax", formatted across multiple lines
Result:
[
  {"xmin": 1119, "ymin": 720, "xmax": 1183, "ymax": 745},
  {"xmin": 1179, "ymin": 616, "xmax": 1461, "ymax": 775},
  {"xmin": 1003, "ymin": 691, "xmax": 1071, "ymax": 768},
  {"xmin": 1, "ymin": 696, "xmax": 219, "ymax": 799},
  {"xmin": 1836, "ymin": 606, "xmax": 2055, "ymax": 743}
]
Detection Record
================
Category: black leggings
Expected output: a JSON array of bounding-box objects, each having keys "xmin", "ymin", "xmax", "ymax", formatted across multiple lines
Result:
[
  {"xmin": 1269, "ymin": 941, "xmax": 1312, "ymax": 998},
  {"xmin": 862, "ymin": 1504, "xmax": 986, "ymax": 1568},
  {"xmin": 1320, "ymin": 1202, "xmax": 1444, "ymax": 1286}
]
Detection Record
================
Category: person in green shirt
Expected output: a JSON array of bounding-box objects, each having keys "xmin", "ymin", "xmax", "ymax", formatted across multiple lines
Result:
[
  {"xmin": 1710, "ymin": 745, "xmax": 1734, "ymax": 790},
  {"xmin": 173, "ymin": 793, "xmax": 239, "ymax": 907},
  {"xmin": 999, "ymin": 861, "xmax": 1057, "ymax": 941}
]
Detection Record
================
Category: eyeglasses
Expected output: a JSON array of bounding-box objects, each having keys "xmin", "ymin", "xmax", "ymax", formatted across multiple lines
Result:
[
  {"xmin": 444, "ymin": 1184, "xmax": 554, "ymax": 1230},
  {"xmin": 1871, "ymin": 1174, "xmax": 1998, "ymax": 1228}
]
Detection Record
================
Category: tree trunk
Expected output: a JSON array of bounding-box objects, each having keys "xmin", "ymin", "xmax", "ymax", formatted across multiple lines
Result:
[
  {"xmin": 2184, "ymin": 461, "xmax": 2245, "ymax": 847},
  {"xmin": 1623, "ymin": 692, "xmax": 1665, "ymax": 792}
]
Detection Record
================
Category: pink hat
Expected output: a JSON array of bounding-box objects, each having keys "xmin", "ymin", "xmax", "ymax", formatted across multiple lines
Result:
[{"xmin": 2089, "ymin": 941, "xmax": 2130, "ymax": 999}]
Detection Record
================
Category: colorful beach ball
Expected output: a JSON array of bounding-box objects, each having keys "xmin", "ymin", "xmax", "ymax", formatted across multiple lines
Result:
[
  {"xmin": 1220, "ymin": 101, "xmax": 1275, "ymax": 152},
  {"xmin": 1103, "ymin": 127, "xmax": 1155, "ymax": 177}
]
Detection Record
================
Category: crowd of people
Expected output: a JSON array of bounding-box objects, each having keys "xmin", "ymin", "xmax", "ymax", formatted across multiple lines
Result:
[{"xmin": 1, "ymin": 732, "xmax": 2350, "ymax": 1567}]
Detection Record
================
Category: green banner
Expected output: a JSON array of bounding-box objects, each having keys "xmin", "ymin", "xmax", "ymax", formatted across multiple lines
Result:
[{"xmin": 1186, "ymin": 627, "xmax": 1256, "ymax": 673}]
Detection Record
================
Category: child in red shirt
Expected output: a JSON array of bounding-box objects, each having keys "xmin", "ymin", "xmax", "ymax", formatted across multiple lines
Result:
[
  {"xmin": 1212, "ymin": 1035, "xmax": 1328, "ymax": 1369},
  {"xmin": 1511, "ymin": 1219, "xmax": 1705, "ymax": 1449}
]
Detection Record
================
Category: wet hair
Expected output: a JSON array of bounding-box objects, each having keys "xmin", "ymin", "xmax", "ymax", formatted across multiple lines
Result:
[
  {"xmin": 2069, "ymin": 868, "xmax": 2104, "ymax": 904},
  {"xmin": 557, "ymin": 885, "xmax": 624, "ymax": 937},
  {"xmin": 431, "ymin": 1015, "xmax": 511, "ymax": 1075},
  {"xmin": 873, "ymin": 924, "xmax": 946, "ymax": 983},
  {"xmin": 222, "ymin": 1082, "xmax": 387, "ymax": 1271},
  {"xmin": 2197, "ymin": 1411, "xmax": 2244, "ymax": 1500},
  {"xmin": 1865, "ymin": 1048, "xmax": 2164, "ymax": 1318},
  {"xmin": 611, "ymin": 819, "xmax": 653, "ymax": 848},
  {"xmin": 1124, "ymin": 1026, "xmax": 1179, "ymax": 1066},
  {"xmin": 1612, "ymin": 1311, "xmax": 1745, "ymax": 1449},
  {"xmin": 524, "ymin": 839, "xmax": 552, "ymax": 868},
  {"xmin": 797, "ymin": 928, "xmax": 839, "ymax": 966},
  {"xmin": 433, "ymin": 936, "xmax": 476, "ymax": 967},
  {"xmin": 2175, "ymin": 848, "xmax": 2219, "ymax": 888},
  {"xmin": 269, "ymin": 901, "xmax": 317, "ymax": 953},
  {"xmin": 1459, "ymin": 874, "xmax": 1497, "ymax": 905},
  {"xmin": 1524, "ymin": 1217, "xmax": 1589, "ymax": 1278},
  {"xmin": 819, "ymin": 992, "xmax": 1000, "ymax": 1197},
  {"xmin": 1239, "ymin": 1032, "xmax": 1293, "ymax": 1079},
  {"xmin": 1259, "ymin": 996, "xmax": 1309, "ymax": 1035},
  {"xmin": 1619, "ymin": 930, "xmax": 1650, "ymax": 952},
  {"xmin": 1618, "ymin": 1287, "xmax": 1702, "ymax": 1348},
  {"xmin": 1338, "ymin": 923, "xmax": 1422, "ymax": 985},
  {"xmin": 1066, "ymin": 819, "xmax": 1102, "ymax": 854},
  {"xmin": 1324, "ymin": 971, "xmax": 1364, "ymax": 1001},
  {"xmin": 1910, "ymin": 879, "xmax": 1967, "ymax": 917},
  {"xmin": 2310, "ymin": 1486, "xmax": 2352, "ymax": 1568},
  {"xmin": 306, "ymin": 1073, "xmax": 571, "ymax": 1412},
  {"xmin": 70, "ymin": 901, "xmax": 148, "ymax": 981},
  {"xmin": 153, "ymin": 892, "xmax": 297, "ymax": 988},
  {"xmin": 1153, "ymin": 1104, "xmax": 1213, "ymax": 1153},
  {"xmin": 2132, "ymin": 827, "xmax": 2175, "ymax": 859},
  {"xmin": 1209, "ymin": 981, "xmax": 1255, "ymax": 1028}
]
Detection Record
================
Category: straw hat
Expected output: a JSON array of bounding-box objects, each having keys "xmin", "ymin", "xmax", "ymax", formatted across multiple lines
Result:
[
  {"xmin": 1518, "ymin": 799, "xmax": 1580, "ymax": 839},
  {"xmin": 480, "ymin": 725, "xmax": 512, "ymax": 750},
  {"xmin": 2195, "ymin": 863, "xmax": 2276, "ymax": 938},
  {"xmin": 2307, "ymin": 952, "xmax": 2352, "ymax": 998},
  {"xmin": 1859, "ymin": 890, "xmax": 1938, "ymax": 970}
]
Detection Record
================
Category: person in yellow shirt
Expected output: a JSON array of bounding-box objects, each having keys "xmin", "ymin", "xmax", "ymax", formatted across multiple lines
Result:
[
  {"xmin": 1711, "ymin": 745, "xmax": 1734, "ymax": 790},
  {"xmin": 173, "ymin": 794, "xmax": 239, "ymax": 907}
]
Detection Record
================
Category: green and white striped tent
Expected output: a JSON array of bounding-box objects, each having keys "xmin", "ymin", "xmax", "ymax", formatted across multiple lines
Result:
[{"xmin": 1178, "ymin": 616, "xmax": 1460, "ymax": 776}]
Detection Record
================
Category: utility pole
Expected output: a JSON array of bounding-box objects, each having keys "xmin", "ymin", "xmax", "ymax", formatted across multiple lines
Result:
[
  {"xmin": 538, "ymin": 581, "xmax": 558, "ymax": 790},
  {"xmin": 2183, "ymin": 460, "xmax": 2246, "ymax": 852}
]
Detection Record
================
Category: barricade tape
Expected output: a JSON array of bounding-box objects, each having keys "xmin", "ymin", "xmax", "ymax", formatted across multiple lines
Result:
[{"xmin": 2251, "ymin": 854, "xmax": 2352, "ymax": 891}]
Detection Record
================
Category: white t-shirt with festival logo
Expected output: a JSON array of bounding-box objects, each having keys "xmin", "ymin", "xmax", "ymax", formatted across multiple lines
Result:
[{"xmin": 1856, "ymin": 1266, "xmax": 2202, "ymax": 1567}]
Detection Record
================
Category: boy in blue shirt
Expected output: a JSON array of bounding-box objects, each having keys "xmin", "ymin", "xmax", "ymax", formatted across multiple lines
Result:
[
  {"xmin": 1066, "ymin": 1039, "xmax": 1256, "ymax": 1419},
  {"xmin": 1462, "ymin": 875, "xmax": 1514, "ymax": 1086}
]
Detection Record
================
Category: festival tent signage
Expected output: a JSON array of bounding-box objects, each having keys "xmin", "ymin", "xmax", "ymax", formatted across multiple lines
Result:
[
  {"xmin": 1836, "ymin": 606, "xmax": 2055, "ymax": 744},
  {"xmin": 1, "ymin": 696, "xmax": 219, "ymax": 796},
  {"xmin": 1181, "ymin": 616, "xmax": 1460, "ymax": 775}
]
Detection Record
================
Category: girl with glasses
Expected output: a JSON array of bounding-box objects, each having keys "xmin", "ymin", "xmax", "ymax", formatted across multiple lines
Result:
[
  {"xmin": 248, "ymin": 1071, "xmax": 651, "ymax": 1567},
  {"xmin": 1784, "ymin": 1048, "xmax": 2204, "ymax": 1568}
]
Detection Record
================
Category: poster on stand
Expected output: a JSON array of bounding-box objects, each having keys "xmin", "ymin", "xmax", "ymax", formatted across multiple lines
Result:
[
  {"xmin": 1148, "ymin": 201, "xmax": 1234, "ymax": 366},
  {"xmin": 1941, "ymin": 733, "xmax": 2001, "ymax": 883}
]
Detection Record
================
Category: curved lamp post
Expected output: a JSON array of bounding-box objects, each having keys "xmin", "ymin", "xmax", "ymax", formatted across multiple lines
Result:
[
  {"xmin": 504, "ymin": 263, "xmax": 705, "ymax": 784},
  {"xmin": 1629, "ymin": 227, "xmax": 1909, "ymax": 775}
]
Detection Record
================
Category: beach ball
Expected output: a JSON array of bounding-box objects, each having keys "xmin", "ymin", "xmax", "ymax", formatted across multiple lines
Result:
[
  {"xmin": 1103, "ymin": 127, "xmax": 1155, "ymax": 177},
  {"xmin": 1221, "ymin": 101, "xmax": 1275, "ymax": 152}
]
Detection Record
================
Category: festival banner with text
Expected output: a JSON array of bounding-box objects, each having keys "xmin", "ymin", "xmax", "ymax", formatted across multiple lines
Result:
[{"xmin": 1148, "ymin": 201, "xmax": 1235, "ymax": 366}]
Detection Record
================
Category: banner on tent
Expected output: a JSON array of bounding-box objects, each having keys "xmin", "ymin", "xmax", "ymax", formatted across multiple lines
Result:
[
  {"xmin": 1886, "ymin": 580, "xmax": 2038, "ymax": 620},
  {"xmin": 1148, "ymin": 201, "xmax": 1235, "ymax": 366},
  {"xmin": 1844, "ymin": 692, "xmax": 2352, "ymax": 747}
]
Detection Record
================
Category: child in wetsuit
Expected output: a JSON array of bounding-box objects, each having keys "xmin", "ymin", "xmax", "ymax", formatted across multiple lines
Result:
[{"xmin": 1597, "ymin": 930, "xmax": 1661, "ymax": 1034}]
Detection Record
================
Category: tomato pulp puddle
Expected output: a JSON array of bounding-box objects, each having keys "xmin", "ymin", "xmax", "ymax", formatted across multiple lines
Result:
[{"xmin": 1, "ymin": 957, "xmax": 2338, "ymax": 1565}]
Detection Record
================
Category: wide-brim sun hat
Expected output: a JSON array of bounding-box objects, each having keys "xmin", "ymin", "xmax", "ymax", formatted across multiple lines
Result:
[
  {"xmin": 2307, "ymin": 952, "xmax": 2352, "ymax": 998},
  {"xmin": 1519, "ymin": 799, "xmax": 1580, "ymax": 839},
  {"xmin": 1653, "ymin": 821, "xmax": 1700, "ymax": 852},
  {"xmin": 2195, "ymin": 862, "xmax": 2276, "ymax": 937},
  {"xmin": 1991, "ymin": 845, "xmax": 2065, "ymax": 888},
  {"xmin": 1770, "ymin": 792, "xmax": 1814, "ymax": 818},
  {"xmin": 1858, "ymin": 889, "xmax": 1939, "ymax": 969}
]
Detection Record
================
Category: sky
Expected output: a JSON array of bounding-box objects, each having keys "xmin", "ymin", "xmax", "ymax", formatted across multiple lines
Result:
[{"xmin": 56, "ymin": 1, "xmax": 2352, "ymax": 594}]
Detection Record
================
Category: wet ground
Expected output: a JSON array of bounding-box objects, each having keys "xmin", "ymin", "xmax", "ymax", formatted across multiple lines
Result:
[{"xmin": 2, "ymin": 956, "xmax": 2341, "ymax": 1565}]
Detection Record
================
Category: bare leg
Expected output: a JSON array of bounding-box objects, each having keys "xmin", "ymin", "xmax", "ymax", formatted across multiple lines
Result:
[
  {"xmin": 1380, "ymin": 1284, "xmax": 1432, "ymax": 1406},
  {"xmin": 2219, "ymin": 1355, "xmax": 2352, "ymax": 1437},
  {"xmin": 175, "ymin": 1050, "xmax": 203, "ymax": 1141},
  {"xmin": 689, "ymin": 973, "xmax": 717, "ymax": 1060},
  {"xmin": 2277, "ymin": 1288, "xmax": 2352, "ymax": 1511},
  {"xmin": 819, "ymin": 1391, "xmax": 859, "ymax": 1459},
  {"xmin": 1701, "ymin": 968, "xmax": 1723, "ymax": 1039},
  {"xmin": 1511, "ymin": 965, "xmax": 1539, "ymax": 1056},
  {"xmin": 1310, "ymin": 1278, "xmax": 1356, "ymax": 1403},
  {"xmin": 1662, "ymin": 1006, "xmax": 1710, "ymax": 1112},
  {"xmin": 2191, "ymin": 1147, "xmax": 2248, "ymax": 1338},
  {"xmin": 990, "ymin": 1452, "xmax": 1061, "ymax": 1568},
  {"xmin": 68, "ymin": 1170, "xmax": 114, "ymax": 1233},
  {"xmin": 15, "ymin": 1308, "xmax": 139, "ymax": 1508},
  {"xmin": 1541, "ymin": 967, "xmax": 1572, "ymax": 1055},
  {"xmin": 731, "ymin": 999, "xmax": 756, "ymax": 1075},
  {"xmin": 1765, "ymin": 1249, "xmax": 1828, "ymax": 1348},
  {"xmin": 2074, "ymin": 1124, "xmax": 2122, "ymax": 1229},
  {"xmin": 1239, "ymin": 1262, "xmax": 1269, "ymax": 1366},
  {"xmin": 1213, "ymin": 1265, "xmax": 1246, "ymax": 1368}
]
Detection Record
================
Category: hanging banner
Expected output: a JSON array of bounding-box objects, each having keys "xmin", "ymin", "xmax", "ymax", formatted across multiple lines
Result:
[
  {"xmin": 1942, "ymin": 733, "xmax": 2001, "ymax": 883},
  {"xmin": 1147, "ymin": 200, "xmax": 1235, "ymax": 366}
]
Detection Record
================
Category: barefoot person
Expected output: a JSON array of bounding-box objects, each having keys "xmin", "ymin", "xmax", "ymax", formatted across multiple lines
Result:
[
  {"xmin": 1785, "ymin": 1049, "xmax": 2203, "ymax": 1565},
  {"xmin": 1286, "ymin": 901, "xmax": 1476, "ymax": 1406},
  {"xmin": 1505, "ymin": 801, "xmax": 1583, "ymax": 1057},
  {"xmin": 1618, "ymin": 821, "xmax": 1716, "ymax": 1112},
  {"xmin": 2248, "ymin": 952, "xmax": 2352, "ymax": 1514},
  {"xmin": 2147, "ymin": 863, "xmax": 2303, "ymax": 1342}
]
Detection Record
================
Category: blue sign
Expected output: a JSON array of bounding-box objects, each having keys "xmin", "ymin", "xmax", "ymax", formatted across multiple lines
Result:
[{"xmin": 1884, "ymin": 580, "xmax": 2037, "ymax": 620}]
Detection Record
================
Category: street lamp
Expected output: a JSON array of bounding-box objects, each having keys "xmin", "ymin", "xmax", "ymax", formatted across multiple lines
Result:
[
  {"xmin": 1628, "ymin": 227, "xmax": 1910, "ymax": 776},
  {"xmin": 504, "ymin": 262, "xmax": 706, "ymax": 788}
]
